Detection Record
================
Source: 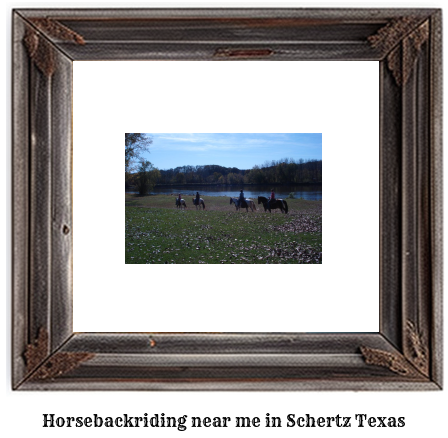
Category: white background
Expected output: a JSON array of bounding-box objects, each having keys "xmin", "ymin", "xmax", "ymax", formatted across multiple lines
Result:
[
  {"xmin": 73, "ymin": 60, "xmax": 379, "ymax": 332},
  {"xmin": 3, "ymin": 1, "xmax": 446, "ymax": 438}
]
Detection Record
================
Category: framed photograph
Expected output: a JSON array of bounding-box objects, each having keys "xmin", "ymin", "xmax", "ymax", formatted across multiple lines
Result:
[{"xmin": 12, "ymin": 8, "xmax": 442, "ymax": 390}]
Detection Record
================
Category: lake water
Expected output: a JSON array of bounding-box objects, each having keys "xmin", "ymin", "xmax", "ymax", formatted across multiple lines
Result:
[{"xmin": 127, "ymin": 185, "xmax": 322, "ymax": 201}]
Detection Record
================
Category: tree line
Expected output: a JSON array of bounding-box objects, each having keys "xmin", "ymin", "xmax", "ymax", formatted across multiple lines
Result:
[{"xmin": 156, "ymin": 159, "xmax": 322, "ymax": 186}]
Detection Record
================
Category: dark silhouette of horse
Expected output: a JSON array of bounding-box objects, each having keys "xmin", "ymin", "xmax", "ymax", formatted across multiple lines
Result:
[
  {"xmin": 258, "ymin": 196, "xmax": 288, "ymax": 213},
  {"xmin": 175, "ymin": 198, "xmax": 187, "ymax": 209},
  {"xmin": 192, "ymin": 197, "xmax": 206, "ymax": 210}
]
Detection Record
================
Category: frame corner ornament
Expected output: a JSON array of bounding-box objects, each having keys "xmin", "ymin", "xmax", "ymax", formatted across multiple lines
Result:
[
  {"xmin": 368, "ymin": 17, "xmax": 430, "ymax": 86},
  {"xmin": 24, "ymin": 327, "xmax": 49, "ymax": 374},
  {"xmin": 360, "ymin": 320, "xmax": 430, "ymax": 380},
  {"xmin": 405, "ymin": 320, "xmax": 429, "ymax": 377},
  {"xmin": 24, "ymin": 328, "xmax": 95, "ymax": 382},
  {"xmin": 359, "ymin": 346, "xmax": 424, "ymax": 379},
  {"xmin": 23, "ymin": 17, "xmax": 85, "ymax": 77}
]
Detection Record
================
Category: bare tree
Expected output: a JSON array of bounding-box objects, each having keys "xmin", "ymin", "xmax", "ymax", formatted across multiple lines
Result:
[{"xmin": 125, "ymin": 133, "xmax": 153, "ymax": 172}]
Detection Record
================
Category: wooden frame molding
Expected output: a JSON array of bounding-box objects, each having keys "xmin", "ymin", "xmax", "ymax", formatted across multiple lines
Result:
[{"xmin": 12, "ymin": 8, "xmax": 442, "ymax": 390}]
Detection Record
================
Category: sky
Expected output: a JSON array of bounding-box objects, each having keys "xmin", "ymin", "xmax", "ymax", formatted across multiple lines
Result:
[{"xmin": 140, "ymin": 133, "xmax": 322, "ymax": 171}]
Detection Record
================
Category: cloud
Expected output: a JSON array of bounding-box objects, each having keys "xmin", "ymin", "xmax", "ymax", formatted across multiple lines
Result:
[{"xmin": 157, "ymin": 135, "xmax": 199, "ymax": 143}]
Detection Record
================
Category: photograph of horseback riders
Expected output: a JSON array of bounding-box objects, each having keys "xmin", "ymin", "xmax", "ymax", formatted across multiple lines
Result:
[{"xmin": 125, "ymin": 133, "xmax": 322, "ymax": 264}]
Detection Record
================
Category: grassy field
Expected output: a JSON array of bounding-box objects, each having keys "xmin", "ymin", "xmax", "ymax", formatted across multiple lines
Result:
[{"xmin": 125, "ymin": 194, "xmax": 322, "ymax": 264}]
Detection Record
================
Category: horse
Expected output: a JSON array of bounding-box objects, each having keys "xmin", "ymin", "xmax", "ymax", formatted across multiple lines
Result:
[
  {"xmin": 258, "ymin": 196, "xmax": 288, "ymax": 213},
  {"xmin": 175, "ymin": 198, "xmax": 187, "ymax": 209},
  {"xmin": 230, "ymin": 197, "xmax": 256, "ymax": 212},
  {"xmin": 192, "ymin": 197, "xmax": 206, "ymax": 210}
]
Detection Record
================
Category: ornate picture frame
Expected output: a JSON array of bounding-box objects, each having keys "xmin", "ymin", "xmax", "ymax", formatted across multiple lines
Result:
[{"xmin": 12, "ymin": 8, "xmax": 442, "ymax": 390}]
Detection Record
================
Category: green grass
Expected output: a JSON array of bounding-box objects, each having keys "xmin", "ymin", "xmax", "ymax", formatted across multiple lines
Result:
[{"xmin": 125, "ymin": 194, "xmax": 322, "ymax": 264}]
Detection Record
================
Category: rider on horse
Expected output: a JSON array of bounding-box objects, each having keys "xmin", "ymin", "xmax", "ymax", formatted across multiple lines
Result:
[
  {"xmin": 239, "ymin": 189, "xmax": 246, "ymax": 208},
  {"xmin": 195, "ymin": 191, "xmax": 200, "ymax": 206},
  {"xmin": 267, "ymin": 189, "xmax": 275, "ymax": 210}
]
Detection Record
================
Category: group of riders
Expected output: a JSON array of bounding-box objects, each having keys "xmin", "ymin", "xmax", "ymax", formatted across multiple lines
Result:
[
  {"xmin": 238, "ymin": 188, "xmax": 276, "ymax": 209},
  {"xmin": 178, "ymin": 189, "xmax": 277, "ymax": 208},
  {"xmin": 177, "ymin": 191, "xmax": 202, "ymax": 206},
  {"xmin": 177, "ymin": 192, "xmax": 201, "ymax": 203}
]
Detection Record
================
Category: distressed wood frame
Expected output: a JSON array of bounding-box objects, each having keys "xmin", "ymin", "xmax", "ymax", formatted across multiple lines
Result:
[{"xmin": 12, "ymin": 8, "xmax": 442, "ymax": 390}]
